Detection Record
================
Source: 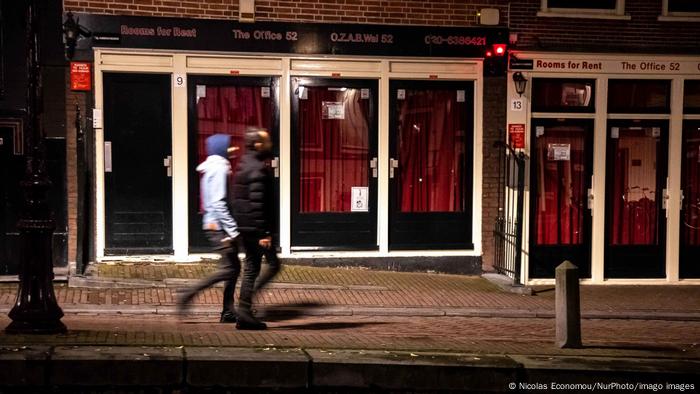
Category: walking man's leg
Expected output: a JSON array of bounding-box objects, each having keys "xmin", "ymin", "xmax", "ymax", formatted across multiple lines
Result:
[{"xmin": 236, "ymin": 235, "xmax": 267, "ymax": 330}]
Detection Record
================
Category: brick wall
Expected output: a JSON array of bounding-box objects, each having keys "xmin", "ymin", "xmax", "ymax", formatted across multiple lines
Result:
[{"xmin": 63, "ymin": 1, "xmax": 508, "ymax": 26}]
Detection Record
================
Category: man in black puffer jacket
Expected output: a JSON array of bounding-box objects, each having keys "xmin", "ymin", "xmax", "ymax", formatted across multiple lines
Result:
[{"xmin": 231, "ymin": 128, "xmax": 280, "ymax": 330}]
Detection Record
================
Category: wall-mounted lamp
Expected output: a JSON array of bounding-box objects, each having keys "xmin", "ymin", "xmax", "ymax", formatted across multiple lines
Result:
[
  {"xmin": 512, "ymin": 71, "xmax": 528, "ymax": 97},
  {"xmin": 63, "ymin": 12, "xmax": 91, "ymax": 60}
]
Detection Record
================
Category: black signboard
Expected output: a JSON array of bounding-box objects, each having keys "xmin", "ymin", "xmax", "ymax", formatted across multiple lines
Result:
[
  {"xmin": 509, "ymin": 57, "xmax": 534, "ymax": 70},
  {"xmin": 73, "ymin": 13, "xmax": 507, "ymax": 59}
]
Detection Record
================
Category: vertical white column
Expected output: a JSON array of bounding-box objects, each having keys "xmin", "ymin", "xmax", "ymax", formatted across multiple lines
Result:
[
  {"xmin": 279, "ymin": 58, "xmax": 292, "ymax": 255},
  {"xmin": 94, "ymin": 50, "xmax": 105, "ymax": 259},
  {"xmin": 378, "ymin": 61, "xmax": 390, "ymax": 253},
  {"xmin": 473, "ymin": 63, "xmax": 484, "ymax": 260},
  {"xmin": 666, "ymin": 77, "xmax": 684, "ymax": 282},
  {"xmin": 590, "ymin": 77, "xmax": 608, "ymax": 283},
  {"xmin": 171, "ymin": 54, "xmax": 189, "ymax": 259}
]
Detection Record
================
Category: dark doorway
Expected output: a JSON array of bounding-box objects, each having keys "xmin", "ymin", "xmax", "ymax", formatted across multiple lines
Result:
[
  {"xmin": 528, "ymin": 119, "xmax": 594, "ymax": 278},
  {"xmin": 605, "ymin": 120, "xmax": 668, "ymax": 278},
  {"xmin": 0, "ymin": 121, "xmax": 23, "ymax": 274},
  {"xmin": 103, "ymin": 73, "xmax": 172, "ymax": 254},
  {"xmin": 388, "ymin": 80, "xmax": 474, "ymax": 249},
  {"xmin": 187, "ymin": 75, "xmax": 280, "ymax": 252},
  {"xmin": 290, "ymin": 77, "xmax": 378, "ymax": 250}
]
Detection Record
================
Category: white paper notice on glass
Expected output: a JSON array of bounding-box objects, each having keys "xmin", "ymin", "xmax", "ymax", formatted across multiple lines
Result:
[
  {"xmin": 651, "ymin": 127, "xmax": 661, "ymax": 137},
  {"xmin": 361, "ymin": 88, "xmax": 370, "ymax": 99},
  {"xmin": 196, "ymin": 85, "xmax": 207, "ymax": 102},
  {"xmin": 611, "ymin": 127, "xmax": 619, "ymax": 139},
  {"xmin": 547, "ymin": 143, "xmax": 570, "ymax": 161},
  {"xmin": 261, "ymin": 86, "xmax": 271, "ymax": 98},
  {"xmin": 456, "ymin": 90, "xmax": 465, "ymax": 102},
  {"xmin": 535, "ymin": 126, "xmax": 544, "ymax": 137},
  {"xmin": 397, "ymin": 89, "xmax": 406, "ymax": 100},
  {"xmin": 322, "ymin": 101, "xmax": 345, "ymax": 119},
  {"xmin": 351, "ymin": 187, "xmax": 369, "ymax": 212}
]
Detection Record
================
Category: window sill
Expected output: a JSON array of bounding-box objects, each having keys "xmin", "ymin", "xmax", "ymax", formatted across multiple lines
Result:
[
  {"xmin": 657, "ymin": 15, "xmax": 700, "ymax": 22},
  {"xmin": 537, "ymin": 11, "xmax": 631, "ymax": 20}
]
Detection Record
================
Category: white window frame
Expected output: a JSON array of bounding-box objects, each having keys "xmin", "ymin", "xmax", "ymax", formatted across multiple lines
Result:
[
  {"xmin": 658, "ymin": 0, "xmax": 700, "ymax": 22},
  {"xmin": 538, "ymin": 0, "xmax": 630, "ymax": 20}
]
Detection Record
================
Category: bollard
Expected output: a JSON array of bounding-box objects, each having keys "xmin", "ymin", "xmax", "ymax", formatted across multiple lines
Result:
[{"xmin": 555, "ymin": 261, "xmax": 581, "ymax": 348}]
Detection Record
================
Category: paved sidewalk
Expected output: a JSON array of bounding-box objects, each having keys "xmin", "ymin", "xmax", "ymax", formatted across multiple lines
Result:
[{"xmin": 1, "ymin": 263, "xmax": 699, "ymax": 392}]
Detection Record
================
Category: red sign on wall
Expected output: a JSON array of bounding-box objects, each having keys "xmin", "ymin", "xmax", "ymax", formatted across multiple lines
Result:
[
  {"xmin": 70, "ymin": 62, "xmax": 92, "ymax": 91},
  {"xmin": 508, "ymin": 123, "xmax": 525, "ymax": 149}
]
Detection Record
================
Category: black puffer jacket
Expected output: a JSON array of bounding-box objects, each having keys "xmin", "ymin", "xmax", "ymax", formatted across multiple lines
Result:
[{"xmin": 231, "ymin": 151, "xmax": 274, "ymax": 237}]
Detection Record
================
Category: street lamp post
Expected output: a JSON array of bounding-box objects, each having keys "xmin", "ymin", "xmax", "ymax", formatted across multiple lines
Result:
[{"xmin": 5, "ymin": 0, "xmax": 66, "ymax": 334}]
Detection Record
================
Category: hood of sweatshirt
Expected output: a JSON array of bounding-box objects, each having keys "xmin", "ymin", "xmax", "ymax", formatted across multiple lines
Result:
[
  {"xmin": 196, "ymin": 154, "xmax": 231, "ymax": 173},
  {"xmin": 205, "ymin": 134, "xmax": 231, "ymax": 158}
]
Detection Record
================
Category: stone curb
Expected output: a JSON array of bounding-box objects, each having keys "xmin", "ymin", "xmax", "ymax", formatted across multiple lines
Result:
[
  {"xmin": 0, "ymin": 345, "xmax": 697, "ymax": 390},
  {"xmin": 1, "ymin": 305, "xmax": 698, "ymax": 321}
]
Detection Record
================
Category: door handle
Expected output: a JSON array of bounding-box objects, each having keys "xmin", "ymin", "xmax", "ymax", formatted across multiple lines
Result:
[
  {"xmin": 164, "ymin": 155, "xmax": 172, "ymax": 177},
  {"xmin": 370, "ymin": 157, "xmax": 378, "ymax": 178},
  {"xmin": 389, "ymin": 158, "xmax": 399, "ymax": 178},
  {"xmin": 587, "ymin": 188, "xmax": 594, "ymax": 211},
  {"xmin": 104, "ymin": 141, "xmax": 112, "ymax": 173},
  {"xmin": 271, "ymin": 156, "xmax": 280, "ymax": 178}
]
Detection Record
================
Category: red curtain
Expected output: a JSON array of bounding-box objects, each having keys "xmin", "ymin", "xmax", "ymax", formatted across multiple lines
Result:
[
  {"xmin": 196, "ymin": 85, "xmax": 272, "ymax": 170},
  {"xmin": 682, "ymin": 127, "xmax": 700, "ymax": 245},
  {"xmin": 397, "ymin": 89, "xmax": 466, "ymax": 212},
  {"xmin": 535, "ymin": 127, "xmax": 586, "ymax": 245},
  {"xmin": 299, "ymin": 87, "xmax": 369, "ymax": 212},
  {"xmin": 609, "ymin": 129, "xmax": 659, "ymax": 245},
  {"xmin": 195, "ymin": 85, "xmax": 272, "ymax": 212}
]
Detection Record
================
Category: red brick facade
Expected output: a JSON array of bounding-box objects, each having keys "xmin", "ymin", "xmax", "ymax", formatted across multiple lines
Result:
[{"xmin": 61, "ymin": 0, "xmax": 699, "ymax": 272}]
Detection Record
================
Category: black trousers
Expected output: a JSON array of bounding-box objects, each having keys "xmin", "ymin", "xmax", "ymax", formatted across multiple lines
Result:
[
  {"xmin": 238, "ymin": 234, "xmax": 281, "ymax": 313},
  {"xmin": 182, "ymin": 230, "xmax": 241, "ymax": 314}
]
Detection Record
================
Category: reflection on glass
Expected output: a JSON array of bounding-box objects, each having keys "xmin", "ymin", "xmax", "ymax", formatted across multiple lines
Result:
[
  {"xmin": 609, "ymin": 127, "xmax": 660, "ymax": 245},
  {"xmin": 534, "ymin": 126, "xmax": 587, "ymax": 245},
  {"xmin": 396, "ymin": 89, "xmax": 467, "ymax": 212},
  {"xmin": 298, "ymin": 86, "xmax": 369, "ymax": 213},
  {"xmin": 682, "ymin": 125, "xmax": 700, "ymax": 246}
]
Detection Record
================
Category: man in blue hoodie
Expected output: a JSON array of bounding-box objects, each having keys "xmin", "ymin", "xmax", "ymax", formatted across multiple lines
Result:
[{"xmin": 177, "ymin": 134, "xmax": 241, "ymax": 323}]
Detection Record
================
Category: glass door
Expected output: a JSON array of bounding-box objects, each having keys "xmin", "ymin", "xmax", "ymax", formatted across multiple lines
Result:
[
  {"xmin": 388, "ymin": 80, "xmax": 473, "ymax": 249},
  {"xmin": 680, "ymin": 120, "xmax": 700, "ymax": 278},
  {"xmin": 187, "ymin": 76, "xmax": 280, "ymax": 251},
  {"xmin": 605, "ymin": 121, "xmax": 668, "ymax": 278},
  {"xmin": 529, "ymin": 119, "xmax": 593, "ymax": 278},
  {"xmin": 291, "ymin": 77, "xmax": 378, "ymax": 250}
]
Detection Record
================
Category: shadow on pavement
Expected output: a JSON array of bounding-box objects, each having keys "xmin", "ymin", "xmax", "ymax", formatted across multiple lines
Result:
[
  {"xmin": 272, "ymin": 321, "xmax": 389, "ymax": 330},
  {"xmin": 257, "ymin": 302, "xmax": 326, "ymax": 322}
]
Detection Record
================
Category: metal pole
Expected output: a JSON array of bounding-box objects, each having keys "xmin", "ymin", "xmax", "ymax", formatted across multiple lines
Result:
[
  {"xmin": 6, "ymin": 0, "xmax": 66, "ymax": 334},
  {"xmin": 75, "ymin": 104, "xmax": 85, "ymax": 273}
]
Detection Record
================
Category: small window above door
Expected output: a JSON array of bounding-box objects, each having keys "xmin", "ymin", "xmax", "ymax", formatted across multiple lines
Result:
[
  {"xmin": 532, "ymin": 78, "xmax": 596, "ymax": 113},
  {"xmin": 608, "ymin": 79, "xmax": 671, "ymax": 114},
  {"xmin": 684, "ymin": 80, "xmax": 700, "ymax": 114}
]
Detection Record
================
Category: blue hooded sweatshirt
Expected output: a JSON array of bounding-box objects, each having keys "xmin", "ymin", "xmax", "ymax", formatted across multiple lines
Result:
[{"xmin": 196, "ymin": 134, "xmax": 239, "ymax": 238}]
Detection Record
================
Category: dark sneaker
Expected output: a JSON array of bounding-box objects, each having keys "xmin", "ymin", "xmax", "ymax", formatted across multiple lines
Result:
[
  {"xmin": 220, "ymin": 311, "xmax": 238, "ymax": 323},
  {"xmin": 235, "ymin": 314, "xmax": 267, "ymax": 330}
]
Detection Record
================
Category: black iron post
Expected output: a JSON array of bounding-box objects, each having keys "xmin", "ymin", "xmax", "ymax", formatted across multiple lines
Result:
[
  {"xmin": 6, "ymin": 0, "xmax": 66, "ymax": 334},
  {"xmin": 513, "ymin": 151, "xmax": 526, "ymax": 286},
  {"xmin": 75, "ymin": 104, "xmax": 87, "ymax": 273}
]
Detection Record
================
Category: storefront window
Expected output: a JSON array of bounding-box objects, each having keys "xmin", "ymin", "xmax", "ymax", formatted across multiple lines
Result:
[
  {"xmin": 684, "ymin": 80, "xmax": 700, "ymax": 114},
  {"xmin": 195, "ymin": 85, "xmax": 273, "ymax": 170},
  {"xmin": 396, "ymin": 88, "xmax": 467, "ymax": 213},
  {"xmin": 298, "ymin": 86, "xmax": 370, "ymax": 213},
  {"xmin": 681, "ymin": 123, "xmax": 700, "ymax": 246},
  {"xmin": 608, "ymin": 126, "xmax": 662, "ymax": 245},
  {"xmin": 532, "ymin": 79, "xmax": 595, "ymax": 113},
  {"xmin": 608, "ymin": 80, "xmax": 671, "ymax": 114}
]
